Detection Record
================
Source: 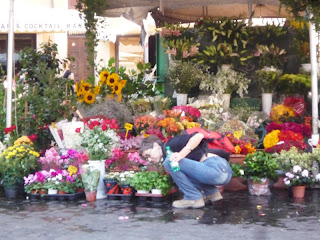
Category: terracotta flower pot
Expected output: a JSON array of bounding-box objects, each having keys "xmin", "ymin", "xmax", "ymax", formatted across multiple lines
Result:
[
  {"xmin": 85, "ymin": 191, "xmax": 97, "ymax": 202},
  {"xmin": 58, "ymin": 190, "xmax": 67, "ymax": 195},
  {"xmin": 272, "ymin": 176, "xmax": 287, "ymax": 190},
  {"xmin": 77, "ymin": 188, "xmax": 85, "ymax": 193},
  {"xmin": 229, "ymin": 154, "xmax": 246, "ymax": 166},
  {"xmin": 292, "ymin": 185, "xmax": 306, "ymax": 198},
  {"xmin": 224, "ymin": 177, "xmax": 248, "ymax": 191},
  {"xmin": 38, "ymin": 189, "xmax": 47, "ymax": 195}
]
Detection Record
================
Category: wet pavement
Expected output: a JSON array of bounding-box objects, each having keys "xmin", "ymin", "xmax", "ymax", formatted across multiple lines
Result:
[{"xmin": 1, "ymin": 189, "xmax": 320, "ymax": 240}]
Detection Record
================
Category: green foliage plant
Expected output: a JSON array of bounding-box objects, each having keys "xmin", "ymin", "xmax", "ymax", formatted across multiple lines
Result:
[
  {"xmin": 254, "ymin": 67, "xmax": 283, "ymax": 93},
  {"xmin": 277, "ymin": 73, "xmax": 311, "ymax": 94},
  {"xmin": 129, "ymin": 171, "xmax": 155, "ymax": 191},
  {"xmin": 247, "ymin": 24, "xmax": 288, "ymax": 46},
  {"xmin": 81, "ymin": 165, "xmax": 100, "ymax": 192},
  {"xmin": 230, "ymin": 163, "xmax": 245, "ymax": 178},
  {"xmin": 272, "ymin": 147, "xmax": 313, "ymax": 172},
  {"xmin": 244, "ymin": 151, "xmax": 279, "ymax": 182},
  {"xmin": 166, "ymin": 60, "xmax": 211, "ymax": 94},
  {"xmin": 153, "ymin": 173, "xmax": 173, "ymax": 195},
  {"xmin": 199, "ymin": 68, "xmax": 250, "ymax": 97}
]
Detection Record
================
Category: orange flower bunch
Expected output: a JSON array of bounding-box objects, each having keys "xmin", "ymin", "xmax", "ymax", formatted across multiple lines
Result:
[
  {"xmin": 157, "ymin": 118, "xmax": 176, "ymax": 128},
  {"xmin": 163, "ymin": 110, "xmax": 182, "ymax": 118},
  {"xmin": 134, "ymin": 115, "xmax": 157, "ymax": 134}
]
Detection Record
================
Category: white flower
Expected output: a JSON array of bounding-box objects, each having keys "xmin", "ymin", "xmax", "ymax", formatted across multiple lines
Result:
[
  {"xmin": 239, "ymin": 169, "xmax": 244, "ymax": 176},
  {"xmin": 301, "ymin": 170, "xmax": 309, "ymax": 177},
  {"xmin": 55, "ymin": 181, "xmax": 59, "ymax": 185},
  {"xmin": 293, "ymin": 165, "xmax": 302, "ymax": 173},
  {"xmin": 284, "ymin": 179, "xmax": 290, "ymax": 185},
  {"xmin": 52, "ymin": 177, "xmax": 57, "ymax": 181},
  {"xmin": 316, "ymin": 173, "xmax": 320, "ymax": 181},
  {"xmin": 285, "ymin": 172, "xmax": 294, "ymax": 179}
]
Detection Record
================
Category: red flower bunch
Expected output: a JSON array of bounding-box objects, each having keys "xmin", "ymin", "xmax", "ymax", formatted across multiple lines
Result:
[
  {"xmin": 278, "ymin": 130, "xmax": 303, "ymax": 142},
  {"xmin": 145, "ymin": 128, "xmax": 165, "ymax": 141},
  {"xmin": 28, "ymin": 134, "xmax": 38, "ymax": 142},
  {"xmin": 265, "ymin": 140, "xmax": 307, "ymax": 153},
  {"xmin": 4, "ymin": 125, "xmax": 16, "ymax": 134},
  {"xmin": 266, "ymin": 122, "xmax": 311, "ymax": 138},
  {"xmin": 83, "ymin": 117, "xmax": 119, "ymax": 131},
  {"xmin": 283, "ymin": 96, "xmax": 306, "ymax": 116},
  {"xmin": 172, "ymin": 105, "xmax": 201, "ymax": 119}
]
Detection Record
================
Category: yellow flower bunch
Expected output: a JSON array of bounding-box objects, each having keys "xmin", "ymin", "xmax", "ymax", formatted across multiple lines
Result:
[
  {"xmin": 75, "ymin": 79, "xmax": 98, "ymax": 104},
  {"xmin": 289, "ymin": 20, "xmax": 309, "ymax": 30},
  {"xmin": 1, "ymin": 144, "xmax": 40, "ymax": 160},
  {"xmin": 14, "ymin": 136, "xmax": 33, "ymax": 145},
  {"xmin": 99, "ymin": 70, "xmax": 127, "ymax": 102},
  {"xmin": 263, "ymin": 130, "xmax": 280, "ymax": 149},
  {"xmin": 270, "ymin": 105, "xmax": 295, "ymax": 123}
]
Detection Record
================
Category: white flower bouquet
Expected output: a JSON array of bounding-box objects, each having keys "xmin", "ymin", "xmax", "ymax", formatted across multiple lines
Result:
[{"xmin": 81, "ymin": 126, "xmax": 120, "ymax": 160}]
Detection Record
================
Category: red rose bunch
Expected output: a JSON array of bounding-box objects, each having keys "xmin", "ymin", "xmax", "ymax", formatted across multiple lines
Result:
[
  {"xmin": 265, "ymin": 140, "xmax": 307, "ymax": 153},
  {"xmin": 4, "ymin": 125, "xmax": 16, "ymax": 135}
]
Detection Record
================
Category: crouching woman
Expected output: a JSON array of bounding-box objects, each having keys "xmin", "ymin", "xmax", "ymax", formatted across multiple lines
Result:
[{"xmin": 139, "ymin": 133, "xmax": 232, "ymax": 209}]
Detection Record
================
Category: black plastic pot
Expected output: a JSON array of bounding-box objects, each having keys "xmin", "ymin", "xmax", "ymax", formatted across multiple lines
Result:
[{"xmin": 4, "ymin": 185, "xmax": 18, "ymax": 199}]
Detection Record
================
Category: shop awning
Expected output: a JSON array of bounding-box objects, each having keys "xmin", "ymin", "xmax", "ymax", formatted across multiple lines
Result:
[{"xmin": 103, "ymin": 0, "xmax": 290, "ymax": 26}]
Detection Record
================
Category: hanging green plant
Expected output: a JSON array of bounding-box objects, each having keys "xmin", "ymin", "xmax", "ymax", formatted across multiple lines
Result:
[
  {"xmin": 280, "ymin": 0, "xmax": 320, "ymax": 31},
  {"xmin": 75, "ymin": 0, "xmax": 107, "ymax": 70}
]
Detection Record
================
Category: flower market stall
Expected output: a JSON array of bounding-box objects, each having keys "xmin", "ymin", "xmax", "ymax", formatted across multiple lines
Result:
[{"xmin": 2, "ymin": 1, "xmax": 320, "ymax": 202}]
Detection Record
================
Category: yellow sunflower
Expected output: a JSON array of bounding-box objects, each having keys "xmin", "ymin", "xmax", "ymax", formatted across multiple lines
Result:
[
  {"xmin": 82, "ymin": 82, "xmax": 92, "ymax": 93},
  {"xmin": 112, "ymin": 82, "xmax": 125, "ymax": 95},
  {"xmin": 99, "ymin": 70, "xmax": 110, "ymax": 84},
  {"xmin": 93, "ymin": 85, "xmax": 101, "ymax": 94},
  {"xmin": 107, "ymin": 73, "xmax": 120, "ymax": 87},
  {"xmin": 83, "ymin": 92, "xmax": 96, "ymax": 104}
]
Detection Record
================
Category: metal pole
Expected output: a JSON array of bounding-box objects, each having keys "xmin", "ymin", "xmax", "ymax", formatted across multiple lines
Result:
[
  {"xmin": 309, "ymin": 14, "xmax": 319, "ymax": 147},
  {"xmin": 6, "ymin": 0, "xmax": 14, "ymax": 129}
]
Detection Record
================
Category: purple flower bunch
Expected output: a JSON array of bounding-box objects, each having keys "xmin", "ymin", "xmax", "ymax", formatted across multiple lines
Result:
[{"xmin": 120, "ymin": 136, "xmax": 144, "ymax": 151}]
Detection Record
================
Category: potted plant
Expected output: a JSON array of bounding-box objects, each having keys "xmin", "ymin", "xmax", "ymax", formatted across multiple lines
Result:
[
  {"xmin": 0, "ymin": 140, "xmax": 39, "ymax": 199},
  {"xmin": 277, "ymin": 73, "xmax": 311, "ymax": 95},
  {"xmin": 152, "ymin": 173, "xmax": 173, "ymax": 195},
  {"xmin": 254, "ymin": 67, "xmax": 283, "ymax": 115},
  {"xmin": 253, "ymin": 44, "xmax": 286, "ymax": 69},
  {"xmin": 283, "ymin": 165, "xmax": 320, "ymax": 198},
  {"xmin": 224, "ymin": 163, "xmax": 247, "ymax": 191},
  {"xmin": 81, "ymin": 164, "xmax": 100, "ymax": 202},
  {"xmin": 115, "ymin": 171, "xmax": 136, "ymax": 194},
  {"xmin": 244, "ymin": 151, "xmax": 279, "ymax": 196},
  {"xmin": 166, "ymin": 60, "xmax": 211, "ymax": 105},
  {"xmin": 80, "ymin": 117, "xmax": 121, "ymax": 199},
  {"xmin": 129, "ymin": 172, "xmax": 154, "ymax": 194},
  {"xmin": 199, "ymin": 68, "xmax": 250, "ymax": 110}
]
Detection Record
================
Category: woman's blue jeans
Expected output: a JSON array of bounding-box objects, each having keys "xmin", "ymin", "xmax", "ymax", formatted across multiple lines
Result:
[{"xmin": 164, "ymin": 156, "xmax": 232, "ymax": 200}]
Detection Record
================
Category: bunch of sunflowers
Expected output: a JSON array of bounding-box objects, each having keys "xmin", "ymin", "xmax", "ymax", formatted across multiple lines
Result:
[{"xmin": 75, "ymin": 71, "xmax": 127, "ymax": 105}]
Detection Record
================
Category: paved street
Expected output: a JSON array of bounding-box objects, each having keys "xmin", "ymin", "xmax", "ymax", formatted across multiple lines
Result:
[{"xmin": 1, "ymin": 189, "xmax": 320, "ymax": 240}]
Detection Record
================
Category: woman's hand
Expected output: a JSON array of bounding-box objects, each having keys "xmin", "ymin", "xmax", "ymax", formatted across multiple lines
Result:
[{"xmin": 170, "ymin": 152, "xmax": 183, "ymax": 162}]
